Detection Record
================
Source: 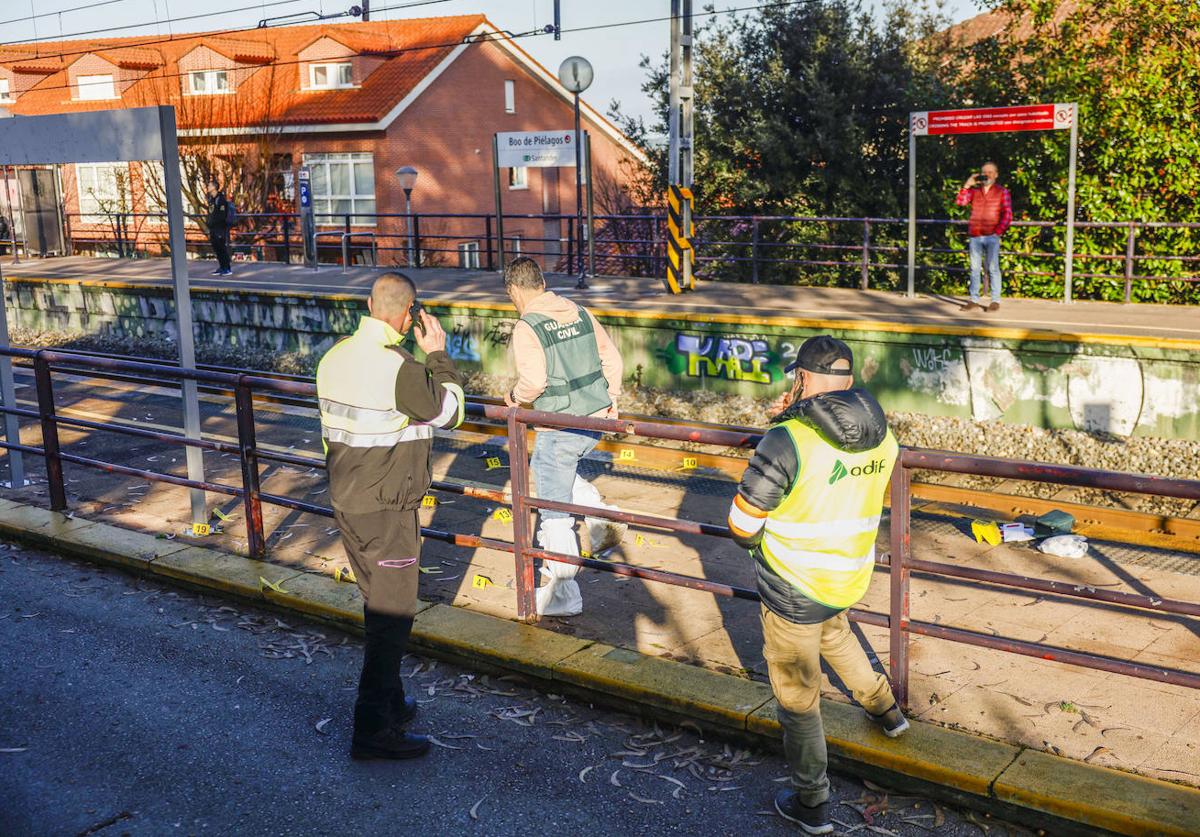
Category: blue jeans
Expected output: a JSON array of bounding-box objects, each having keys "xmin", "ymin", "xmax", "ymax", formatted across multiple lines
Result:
[
  {"xmin": 530, "ymin": 429, "xmax": 599, "ymax": 520},
  {"xmin": 968, "ymin": 234, "xmax": 1002, "ymax": 303}
]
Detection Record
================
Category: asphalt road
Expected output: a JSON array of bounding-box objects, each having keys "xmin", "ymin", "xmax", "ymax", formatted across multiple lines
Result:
[{"xmin": 0, "ymin": 543, "xmax": 1022, "ymax": 837}]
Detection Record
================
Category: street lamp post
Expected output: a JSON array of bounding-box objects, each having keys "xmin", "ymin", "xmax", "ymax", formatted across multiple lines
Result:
[
  {"xmin": 557, "ymin": 56, "xmax": 593, "ymax": 289},
  {"xmin": 395, "ymin": 165, "xmax": 419, "ymax": 268}
]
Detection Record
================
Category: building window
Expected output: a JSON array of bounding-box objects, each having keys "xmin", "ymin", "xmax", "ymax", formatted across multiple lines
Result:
[
  {"xmin": 0, "ymin": 79, "xmax": 11, "ymax": 102},
  {"xmin": 308, "ymin": 62, "xmax": 353, "ymax": 90},
  {"xmin": 458, "ymin": 241, "xmax": 481, "ymax": 269},
  {"xmin": 509, "ymin": 166, "xmax": 528, "ymax": 190},
  {"xmin": 504, "ymin": 79, "xmax": 515, "ymax": 113},
  {"xmin": 77, "ymin": 162, "xmax": 126, "ymax": 223},
  {"xmin": 188, "ymin": 70, "xmax": 230, "ymax": 95},
  {"xmin": 304, "ymin": 152, "xmax": 375, "ymax": 225},
  {"xmin": 77, "ymin": 74, "xmax": 116, "ymax": 100}
]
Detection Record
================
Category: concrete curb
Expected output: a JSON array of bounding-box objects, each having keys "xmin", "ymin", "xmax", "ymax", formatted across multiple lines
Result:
[{"xmin": 3, "ymin": 500, "xmax": 1197, "ymax": 837}]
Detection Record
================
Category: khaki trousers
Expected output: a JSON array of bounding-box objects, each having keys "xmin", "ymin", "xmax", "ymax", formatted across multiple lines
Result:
[{"xmin": 761, "ymin": 605, "xmax": 895, "ymax": 806}]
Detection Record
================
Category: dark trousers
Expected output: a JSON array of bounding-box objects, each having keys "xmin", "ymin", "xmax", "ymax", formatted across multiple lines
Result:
[
  {"xmin": 209, "ymin": 226, "xmax": 231, "ymax": 271},
  {"xmin": 335, "ymin": 508, "xmax": 421, "ymax": 736}
]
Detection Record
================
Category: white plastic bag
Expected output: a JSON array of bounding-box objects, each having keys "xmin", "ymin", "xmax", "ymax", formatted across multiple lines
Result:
[
  {"xmin": 573, "ymin": 475, "xmax": 628, "ymax": 555},
  {"xmin": 1037, "ymin": 534, "xmax": 1088, "ymax": 558}
]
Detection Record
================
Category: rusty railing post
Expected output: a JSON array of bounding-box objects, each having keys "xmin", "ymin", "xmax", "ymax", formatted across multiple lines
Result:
[
  {"xmin": 33, "ymin": 351, "xmax": 66, "ymax": 511},
  {"xmin": 1123, "ymin": 221, "xmax": 1136, "ymax": 304},
  {"xmin": 750, "ymin": 218, "xmax": 760, "ymax": 284},
  {"xmin": 888, "ymin": 461, "xmax": 911, "ymax": 707},
  {"xmin": 485, "ymin": 214, "xmax": 494, "ymax": 271},
  {"xmin": 234, "ymin": 377, "xmax": 266, "ymax": 559},
  {"xmin": 507, "ymin": 408, "xmax": 537, "ymax": 622}
]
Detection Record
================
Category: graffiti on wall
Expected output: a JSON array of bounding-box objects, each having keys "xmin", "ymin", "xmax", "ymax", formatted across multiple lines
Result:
[
  {"xmin": 445, "ymin": 323, "xmax": 481, "ymax": 363},
  {"xmin": 670, "ymin": 333, "xmax": 776, "ymax": 384}
]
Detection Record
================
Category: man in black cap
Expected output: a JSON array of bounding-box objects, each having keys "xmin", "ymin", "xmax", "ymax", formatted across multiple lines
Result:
[{"xmin": 727, "ymin": 336, "xmax": 907, "ymax": 834}]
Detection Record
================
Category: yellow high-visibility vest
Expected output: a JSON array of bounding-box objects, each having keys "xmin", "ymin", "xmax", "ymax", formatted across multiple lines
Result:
[{"xmin": 760, "ymin": 419, "xmax": 898, "ymax": 609}]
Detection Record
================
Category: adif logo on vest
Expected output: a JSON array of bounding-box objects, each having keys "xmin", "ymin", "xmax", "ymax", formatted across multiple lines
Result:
[{"xmin": 829, "ymin": 459, "xmax": 887, "ymax": 484}]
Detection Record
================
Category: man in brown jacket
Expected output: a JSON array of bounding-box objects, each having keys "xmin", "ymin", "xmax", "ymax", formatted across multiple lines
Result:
[
  {"xmin": 503, "ymin": 257, "xmax": 625, "ymax": 616},
  {"xmin": 317, "ymin": 272, "xmax": 464, "ymax": 760}
]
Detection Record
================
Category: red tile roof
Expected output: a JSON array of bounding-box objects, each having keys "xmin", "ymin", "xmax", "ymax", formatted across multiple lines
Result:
[{"xmin": 0, "ymin": 16, "xmax": 487, "ymax": 128}]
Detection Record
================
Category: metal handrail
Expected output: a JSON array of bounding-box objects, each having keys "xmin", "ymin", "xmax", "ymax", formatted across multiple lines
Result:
[{"xmin": 0, "ymin": 347, "xmax": 1198, "ymax": 709}]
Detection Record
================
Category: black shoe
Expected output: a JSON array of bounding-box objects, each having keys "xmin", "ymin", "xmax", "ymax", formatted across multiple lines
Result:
[
  {"xmin": 391, "ymin": 694, "xmax": 417, "ymax": 726},
  {"xmin": 350, "ymin": 727, "xmax": 431, "ymax": 760},
  {"xmin": 774, "ymin": 790, "xmax": 833, "ymax": 835},
  {"xmin": 867, "ymin": 703, "xmax": 910, "ymax": 738}
]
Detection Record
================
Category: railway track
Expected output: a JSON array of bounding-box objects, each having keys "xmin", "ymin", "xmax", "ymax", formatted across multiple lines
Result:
[{"xmin": 10, "ymin": 348, "xmax": 1200, "ymax": 556}]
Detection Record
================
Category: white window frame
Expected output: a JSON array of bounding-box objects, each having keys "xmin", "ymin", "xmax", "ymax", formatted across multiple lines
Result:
[
  {"xmin": 76, "ymin": 74, "xmax": 117, "ymax": 101},
  {"xmin": 508, "ymin": 166, "xmax": 528, "ymax": 190},
  {"xmin": 458, "ymin": 241, "xmax": 481, "ymax": 269},
  {"xmin": 76, "ymin": 162, "xmax": 125, "ymax": 223},
  {"xmin": 308, "ymin": 62, "xmax": 354, "ymax": 90},
  {"xmin": 187, "ymin": 70, "xmax": 230, "ymax": 95},
  {"xmin": 303, "ymin": 152, "xmax": 376, "ymax": 227},
  {"xmin": 0, "ymin": 78, "xmax": 11, "ymax": 102},
  {"xmin": 504, "ymin": 79, "xmax": 515, "ymax": 114}
]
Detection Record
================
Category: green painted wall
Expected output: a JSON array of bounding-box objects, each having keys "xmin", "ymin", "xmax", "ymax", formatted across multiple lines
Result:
[{"xmin": 6, "ymin": 278, "xmax": 1198, "ymax": 440}]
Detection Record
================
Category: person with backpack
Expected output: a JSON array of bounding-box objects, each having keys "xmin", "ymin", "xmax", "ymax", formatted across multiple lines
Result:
[{"xmin": 205, "ymin": 178, "xmax": 235, "ymax": 276}]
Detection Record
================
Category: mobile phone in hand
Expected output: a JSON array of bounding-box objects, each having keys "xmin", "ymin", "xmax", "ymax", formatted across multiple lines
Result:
[{"xmin": 409, "ymin": 298, "xmax": 426, "ymax": 336}]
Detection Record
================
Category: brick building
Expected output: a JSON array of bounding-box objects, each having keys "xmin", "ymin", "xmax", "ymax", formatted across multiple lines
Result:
[{"xmin": 0, "ymin": 15, "xmax": 647, "ymax": 269}]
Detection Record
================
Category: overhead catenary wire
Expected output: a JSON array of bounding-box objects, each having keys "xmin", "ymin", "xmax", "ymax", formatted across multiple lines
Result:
[
  {"xmin": 1, "ymin": 0, "xmax": 815, "ymax": 98},
  {"xmin": 0, "ymin": 0, "xmax": 132, "ymax": 28}
]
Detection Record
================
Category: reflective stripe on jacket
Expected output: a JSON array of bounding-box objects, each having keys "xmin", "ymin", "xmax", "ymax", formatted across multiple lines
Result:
[{"xmin": 760, "ymin": 420, "xmax": 898, "ymax": 609}]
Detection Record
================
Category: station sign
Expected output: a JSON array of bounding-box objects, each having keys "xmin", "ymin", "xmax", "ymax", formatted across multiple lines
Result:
[
  {"xmin": 910, "ymin": 103, "xmax": 1075, "ymax": 136},
  {"xmin": 496, "ymin": 131, "xmax": 578, "ymax": 168}
]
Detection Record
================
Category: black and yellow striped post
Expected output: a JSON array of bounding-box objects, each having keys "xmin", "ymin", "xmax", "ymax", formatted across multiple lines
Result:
[{"xmin": 664, "ymin": 184, "xmax": 695, "ymax": 294}]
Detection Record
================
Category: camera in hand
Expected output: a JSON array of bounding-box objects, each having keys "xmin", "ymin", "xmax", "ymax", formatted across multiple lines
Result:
[
  {"xmin": 976, "ymin": 173, "xmax": 989, "ymax": 185},
  {"xmin": 409, "ymin": 298, "xmax": 426, "ymax": 336}
]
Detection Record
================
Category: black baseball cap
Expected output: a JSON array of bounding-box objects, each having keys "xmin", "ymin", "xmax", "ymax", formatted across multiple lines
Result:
[{"xmin": 785, "ymin": 336, "xmax": 853, "ymax": 375}]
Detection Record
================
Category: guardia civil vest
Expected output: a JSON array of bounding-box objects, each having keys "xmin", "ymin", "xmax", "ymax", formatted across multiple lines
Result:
[
  {"xmin": 520, "ymin": 308, "xmax": 611, "ymax": 416},
  {"xmin": 760, "ymin": 420, "xmax": 898, "ymax": 609}
]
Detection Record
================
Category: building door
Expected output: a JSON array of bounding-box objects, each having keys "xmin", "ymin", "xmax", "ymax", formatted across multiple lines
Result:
[
  {"xmin": 18, "ymin": 168, "xmax": 63, "ymax": 257},
  {"xmin": 541, "ymin": 167, "xmax": 561, "ymax": 270}
]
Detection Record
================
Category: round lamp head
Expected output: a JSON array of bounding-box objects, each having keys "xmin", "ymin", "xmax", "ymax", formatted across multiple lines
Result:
[
  {"xmin": 395, "ymin": 166, "xmax": 419, "ymax": 191},
  {"xmin": 557, "ymin": 56, "xmax": 593, "ymax": 94}
]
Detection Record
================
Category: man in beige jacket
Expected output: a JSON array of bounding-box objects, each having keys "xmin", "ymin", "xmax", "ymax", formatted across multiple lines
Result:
[{"xmin": 503, "ymin": 257, "xmax": 625, "ymax": 616}]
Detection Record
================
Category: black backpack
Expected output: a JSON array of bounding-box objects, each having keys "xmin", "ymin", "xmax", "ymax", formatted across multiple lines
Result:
[{"xmin": 224, "ymin": 199, "xmax": 238, "ymax": 227}]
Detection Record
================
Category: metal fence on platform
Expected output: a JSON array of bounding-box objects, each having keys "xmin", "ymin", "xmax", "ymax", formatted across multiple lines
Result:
[
  {"xmin": 1, "ymin": 347, "xmax": 1198, "ymax": 709},
  {"xmin": 44, "ymin": 211, "xmax": 1200, "ymax": 304}
]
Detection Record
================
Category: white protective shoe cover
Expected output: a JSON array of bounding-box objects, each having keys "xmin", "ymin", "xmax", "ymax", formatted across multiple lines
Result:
[
  {"xmin": 572, "ymin": 475, "xmax": 628, "ymax": 555},
  {"xmin": 535, "ymin": 516, "xmax": 583, "ymax": 617}
]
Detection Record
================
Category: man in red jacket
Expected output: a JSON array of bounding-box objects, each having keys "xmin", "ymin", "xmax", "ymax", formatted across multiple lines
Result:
[{"xmin": 956, "ymin": 161, "xmax": 1012, "ymax": 311}]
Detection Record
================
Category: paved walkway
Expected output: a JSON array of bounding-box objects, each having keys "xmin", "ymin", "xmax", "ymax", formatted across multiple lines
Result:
[
  {"xmin": 2, "ymin": 542, "xmax": 1005, "ymax": 836},
  {"xmin": 4, "ymin": 255, "xmax": 1198, "ymax": 344},
  {"xmin": 1, "ymin": 370, "xmax": 1197, "ymax": 790}
]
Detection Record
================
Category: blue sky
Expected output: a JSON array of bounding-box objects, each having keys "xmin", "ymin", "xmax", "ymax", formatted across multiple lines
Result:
[{"xmin": 3, "ymin": 0, "xmax": 985, "ymax": 123}]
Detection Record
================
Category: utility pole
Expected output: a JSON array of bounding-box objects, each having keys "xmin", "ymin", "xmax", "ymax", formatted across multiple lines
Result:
[
  {"xmin": 361, "ymin": 1, "xmax": 370, "ymax": 21},
  {"xmin": 667, "ymin": 0, "xmax": 694, "ymax": 291},
  {"xmin": 667, "ymin": 0, "xmax": 694, "ymax": 188}
]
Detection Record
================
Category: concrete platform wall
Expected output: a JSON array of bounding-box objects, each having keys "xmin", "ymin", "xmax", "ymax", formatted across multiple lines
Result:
[{"xmin": 6, "ymin": 277, "xmax": 1199, "ymax": 440}]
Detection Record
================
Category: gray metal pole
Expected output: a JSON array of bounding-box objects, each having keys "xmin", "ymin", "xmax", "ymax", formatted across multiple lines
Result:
[
  {"xmin": 492, "ymin": 135, "xmax": 505, "ymax": 272},
  {"xmin": 404, "ymin": 190, "xmax": 415, "ymax": 267},
  {"xmin": 906, "ymin": 128, "xmax": 917, "ymax": 298},
  {"xmin": 585, "ymin": 132, "xmax": 595, "ymax": 278},
  {"xmin": 1063, "ymin": 104, "xmax": 1079, "ymax": 304},
  {"xmin": 158, "ymin": 106, "xmax": 207, "ymax": 525},
  {"xmin": 681, "ymin": 0, "xmax": 694, "ymax": 189},
  {"xmin": 667, "ymin": 0, "xmax": 681, "ymax": 185},
  {"xmin": 0, "ymin": 260, "xmax": 25, "ymax": 489},
  {"xmin": 573, "ymin": 93, "xmax": 587, "ymax": 288}
]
